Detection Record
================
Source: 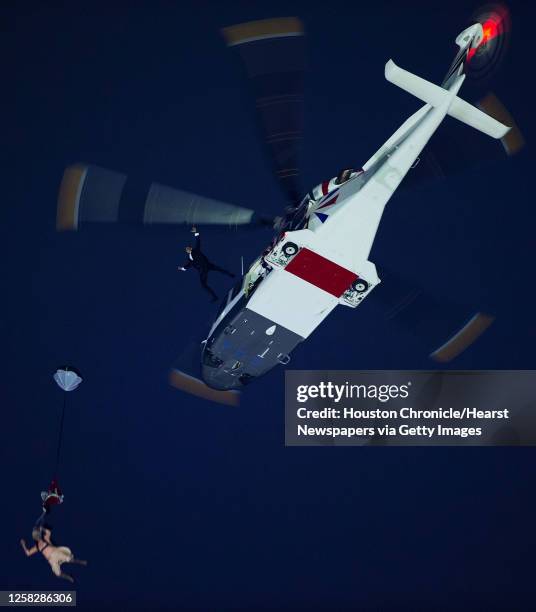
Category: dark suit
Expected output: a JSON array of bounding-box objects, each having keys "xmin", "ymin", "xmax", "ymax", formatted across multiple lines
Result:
[{"xmin": 182, "ymin": 233, "xmax": 234, "ymax": 300}]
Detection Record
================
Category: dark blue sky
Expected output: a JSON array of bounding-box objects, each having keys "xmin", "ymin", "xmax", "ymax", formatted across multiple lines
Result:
[{"xmin": 2, "ymin": 1, "xmax": 535, "ymax": 609}]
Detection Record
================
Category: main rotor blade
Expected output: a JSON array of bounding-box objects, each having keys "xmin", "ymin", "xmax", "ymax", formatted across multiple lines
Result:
[
  {"xmin": 403, "ymin": 91, "xmax": 525, "ymax": 190},
  {"xmin": 373, "ymin": 267, "xmax": 494, "ymax": 362},
  {"xmin": 222, "ymin": 17, "xmax": 305, "ymax": 205},
  {"xmin": 168, "ymin": 339, "xmax": 240, "ymax": 406},
  {"xmin": 57, "ymin": 163, "xmax": 273, "ymax": 231}
]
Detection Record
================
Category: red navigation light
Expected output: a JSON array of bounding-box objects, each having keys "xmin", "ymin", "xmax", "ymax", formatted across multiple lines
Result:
[
  {"xmin": 481, "ymin": 18, "xmax": 499, "ymax": 43},
  {"xmin": 467, "ymin": 13, "xmax": 502, "ymax": 62}
]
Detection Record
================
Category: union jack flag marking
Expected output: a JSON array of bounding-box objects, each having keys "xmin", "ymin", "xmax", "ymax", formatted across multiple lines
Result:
[{"xmin": 317, "ymin": 193, "xmax": 339, "ymax": 210}]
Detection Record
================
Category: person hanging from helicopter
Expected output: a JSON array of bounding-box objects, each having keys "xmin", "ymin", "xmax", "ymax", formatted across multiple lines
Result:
[
  {"xmin": 20, "ymin": 525, "xmax": 87, "ymax": 583},
  {"xmin": 22, "ymin": 367, "xmax": 86, "ymax": 583},
  {"xmin": 178, "ymin": 226, "xmax": 235, "ymax": 302}
]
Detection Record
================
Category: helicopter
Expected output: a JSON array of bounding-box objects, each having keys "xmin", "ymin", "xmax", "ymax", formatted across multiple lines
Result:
[{"xmin": 57, "ymin": 12, "xmax": 524, "ymax": 404}]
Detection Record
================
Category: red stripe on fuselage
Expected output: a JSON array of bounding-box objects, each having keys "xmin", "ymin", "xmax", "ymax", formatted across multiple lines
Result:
[
  {"xmin": 285, "ymin": 248, "xmax": 357, "ymax": 297},
  {"xmin": 321, "ymin": 181, "xmax": 329, "ymax": 195}
]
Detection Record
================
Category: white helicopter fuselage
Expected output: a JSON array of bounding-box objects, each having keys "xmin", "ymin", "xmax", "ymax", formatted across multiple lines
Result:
[{"xmin": 200, "ymin": 24, "xmax": 509, "ymax": 390}]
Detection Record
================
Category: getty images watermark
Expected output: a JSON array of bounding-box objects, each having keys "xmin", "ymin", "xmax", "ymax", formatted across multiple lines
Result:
[{"xmin": 285, "ymin": 371, "xmax": 536, "ymax": 446}]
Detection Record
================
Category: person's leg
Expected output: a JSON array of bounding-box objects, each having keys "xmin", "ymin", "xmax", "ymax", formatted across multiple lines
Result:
[
  {"xmin": 208, "ymin": 262, "xmax": 235, "ymax": 278},
  {"xmin": 52, "ymin": 561, "xmax": 74, "ymax": 582},
  {"xmin": 199, "ymin": 271, "xmax": 218, "ymax": 301},
  {"xmin": 70, "ymin": 558, "xmax": 87, "ymax": 566}
]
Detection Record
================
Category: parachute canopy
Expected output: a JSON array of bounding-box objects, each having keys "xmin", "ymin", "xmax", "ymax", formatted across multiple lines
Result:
[{"xmin": 53, "ymin": 367, "xmax": 83, "ymax": 392}]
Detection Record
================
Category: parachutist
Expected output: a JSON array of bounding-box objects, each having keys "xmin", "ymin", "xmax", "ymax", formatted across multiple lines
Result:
[
  {"xmin": 178, "ymin": 226, "xmax": 235, "ymax": 302},
  {"xmin": 21, "ymin": 368, "xmax": 85, "ymax": 582},
  {"xmin": 20, "ymin": 525, "xmax": 87, "ymax": 583}
]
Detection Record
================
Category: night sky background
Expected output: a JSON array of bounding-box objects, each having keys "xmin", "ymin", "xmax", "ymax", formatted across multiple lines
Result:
[{"xmin": 2, "ymin": 1, "xmax": 535, "ymax": 610}]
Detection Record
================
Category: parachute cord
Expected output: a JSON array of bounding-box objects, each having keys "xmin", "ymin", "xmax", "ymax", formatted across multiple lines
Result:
[{"xmin": 54, "ymin": 393, "xmax": 67, "ymax": 478}]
